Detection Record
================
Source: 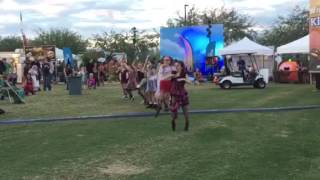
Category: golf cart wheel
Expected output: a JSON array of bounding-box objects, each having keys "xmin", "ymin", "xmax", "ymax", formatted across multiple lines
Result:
[
  {"xmin": 256, "ymin": 79, "xmax": 266, "ymax": 89},
  {"xmin": 221, "ymin": 81, "xmax": 232, "ymax": 89}
]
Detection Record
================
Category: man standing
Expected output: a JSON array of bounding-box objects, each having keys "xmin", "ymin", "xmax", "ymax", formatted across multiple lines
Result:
[
  {"xmin": 42, "ymin": 59, "xmax": 54, "ymax": 91},
  {"xmin": 237, "ymin": 57, "xmax": 246, "ymax": 81},
  {"xmin": 0, "ymin": 58, "xmax": 7, "ymax": 75}
]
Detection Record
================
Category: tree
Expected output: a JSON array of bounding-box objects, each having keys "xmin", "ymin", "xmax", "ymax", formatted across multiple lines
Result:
[
  {"xmin": 94, "ymin": 29, "xmax": 160, "ymax": 62},
  {"xmin": 0, "ymin": 36, "xmax": 23, "ymax": 51},
  {"xmin": 258, "ymin": 6, "xmax": 309, "ymax": 47},
  {"xmin": 32, "ymin": 28, "xmax": 88, "ymax": 54},
  {"xmin": 166, "ymin": 6, "xmax": 256, "ymax": 44}
]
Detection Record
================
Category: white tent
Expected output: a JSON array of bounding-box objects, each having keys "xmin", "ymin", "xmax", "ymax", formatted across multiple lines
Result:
[
  {"xmin": 219, "ymin": 37, "xmax": 274, "ymax": 56},
  {"xmin": 277, "ymin": 35, "xmax": 309, "ymax": 54}
]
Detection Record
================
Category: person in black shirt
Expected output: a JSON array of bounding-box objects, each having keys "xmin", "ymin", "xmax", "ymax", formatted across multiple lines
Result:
[
  {"xmin": 0, "ymin": 58, "xmax": 7, "ymax": 75},
  {"xmin": 42, "ymin": 59, "xmax": 53, "ymax": 91},
  {"xmin": 237, "ymin": 57, "xmax": 246, "ymax": 81},
  {"xmin": 86, "ymin": 59, "xmax": 94, "ymax": 78}
]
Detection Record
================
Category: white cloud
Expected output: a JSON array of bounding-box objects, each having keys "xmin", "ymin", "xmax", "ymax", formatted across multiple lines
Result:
[
  {"xmin": 0, "ymin": 0, "xmax": 309, "ymax": 37},
  {"xmin": 0, "ymin": 14, "xmax": 20, "ymax": 24},
  {"xmin": 73, "ymin": 21, "xmax": 113, "ymax": 27}
]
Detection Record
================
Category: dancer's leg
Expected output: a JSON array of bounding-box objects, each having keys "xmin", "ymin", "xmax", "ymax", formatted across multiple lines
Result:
[{"xmin": 182, "ymin": 105, "xmax": 189, "ymax": 131}]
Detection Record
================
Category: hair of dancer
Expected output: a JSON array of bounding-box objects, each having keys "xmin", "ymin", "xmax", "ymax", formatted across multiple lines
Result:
[{"xmin": 170, "ymin": 61, "xmax": 190, "ymax": 131}]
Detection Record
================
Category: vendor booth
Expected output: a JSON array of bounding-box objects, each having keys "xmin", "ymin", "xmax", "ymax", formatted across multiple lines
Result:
[{"xmin": 276, "ymin": 35, "xmax": 311, "ymax": 84}]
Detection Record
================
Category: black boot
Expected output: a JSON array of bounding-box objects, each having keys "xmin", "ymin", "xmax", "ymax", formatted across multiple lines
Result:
[
  {"xmin": 155, "ymin": 105, "xmax": 162, "ymax": 118},
  {"xmin": 172, "ymin": 121, "xmax": 176, "ymax": 131},
  {"xmin": 184, "ymin": 122, "xmax": 189, "ymax": 131}
]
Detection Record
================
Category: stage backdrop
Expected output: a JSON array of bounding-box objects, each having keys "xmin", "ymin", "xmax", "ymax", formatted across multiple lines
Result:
[{"xmin": 160, "ymin": 24, "xmax": 224, "ymax": 74}]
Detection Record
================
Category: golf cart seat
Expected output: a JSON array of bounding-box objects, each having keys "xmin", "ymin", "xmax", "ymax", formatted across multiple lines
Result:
[{"xmin": 231, "ymin": 72, "xmax": 243, "ymax": 77}]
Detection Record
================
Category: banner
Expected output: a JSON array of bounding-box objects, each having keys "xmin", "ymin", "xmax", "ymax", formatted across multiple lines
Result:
[
  {"xmin": 310, "ymin": 0, "xmax": 320, "ymax": 72},
  {"xmin": 25, "ymin": 45, "xmax": 56, "ymax": 62},
  {"xmin": 63, "ymin": 47, "xmax": 73, "ymax": 66}
]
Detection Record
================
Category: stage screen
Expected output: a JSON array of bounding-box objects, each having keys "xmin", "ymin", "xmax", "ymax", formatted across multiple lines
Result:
[{"xmin": 160, "ymin": 24, "xmax": 224, "ymax": 75}]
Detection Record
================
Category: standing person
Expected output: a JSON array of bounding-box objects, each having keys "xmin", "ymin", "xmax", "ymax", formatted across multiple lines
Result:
[
  {"xmin": 135, "ymin": 59, "xmax": 148, "ymax": 104},
  {"xmin": 119, "ymin": 63, "xmax": 129, "ymax": 99},
  {"xmin": 87, "ymin": 73, "xmax": 97, "ymax": 89},
  {"xmin": 237, "ymin": 57, "xmax": 246, "ymax": 80},
  {"xmin": 170, "ymin": 61, "xmax": 190, "ymax": 131},
  {"xmin": 86, "ymin": 59, "xmax": 94, "ymax": 79},
  {"xmin": 42, "ymin": 59, "xmax": 54, "ymax": 91},
  {"xmin": 78, "ymin": 66, "xmax": 87, "ymax": 89},
  {"xmin": 24, "ymin": 74, "xmax": 35, "ymax": 96},
  {"xmin": 98, "ymin": 62, "xmax": 106, "ymax": 86},
  {"xmin": 64, "ymin": 63, "xmax": 73, "ymax": 90},
  {"xmin": 93, "ymin": 62, "xmax": 99, "ymax": 87},
  {"xmin": 155, "ymin": 56, "xmax": 174, "ymax": 116},
  {"xmin": 124, "ymin": 63, "xmax": 137, "ymax": 101},
  {"xmin": 145, "ymin": 65, "xmax": 158, "ymax": 108},
  {"xmin": 0, "ymin": 58, "xmax": 6, "ymax": 75},
  {"xmin": 28, "ymin": 65, "xmax": 40, "ymax": 92}
]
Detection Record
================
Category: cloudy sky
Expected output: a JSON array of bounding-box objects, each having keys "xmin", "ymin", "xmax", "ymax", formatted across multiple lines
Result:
[{"xmin": 0, "ymin": 0, "xmax": 308, "ymax": 38}]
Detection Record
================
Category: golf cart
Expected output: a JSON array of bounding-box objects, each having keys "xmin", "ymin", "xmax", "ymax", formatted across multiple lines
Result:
[{"xmin": 218, "ymin": 54, "xmax": 267, "ymax": 89}]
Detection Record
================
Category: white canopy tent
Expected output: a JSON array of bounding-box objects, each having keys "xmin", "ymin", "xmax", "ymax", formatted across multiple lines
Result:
[
  {"xmin": 277, "ymin": 35, "xmax": 309, "ymax": 54},
  {"xmin": 219, "ymin": 37, "xmax": 274, "ymax": 56}
]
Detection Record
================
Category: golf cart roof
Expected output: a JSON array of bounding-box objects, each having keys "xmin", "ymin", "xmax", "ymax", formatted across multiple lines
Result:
[{"xmin": 219, "ymin": 37, "xmax": 274, "ymax": 56}]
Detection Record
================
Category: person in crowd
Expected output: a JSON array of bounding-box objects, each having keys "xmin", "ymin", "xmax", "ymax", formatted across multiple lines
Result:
[
  {"xmin": 24, "ymin": 74, "xmax": 35, "ymax": 96},
  {"xmin": 0, "ymin": 58, "xmax": 7, "ymax": 75},
  {"xmin": 145, "ymin": 64, "xmax": 158, "ymax": 108},
  {"xmin": 86, "ymin": 59, "xmax": 94, "ymax": 79},
  {"xmin": 98, "ymin": 62, "xmax": 106, "ymax": 86},
  {"xmin": 108, "ymin": 59, "xmax": 119, "ymax": 82},
  {"xmin": 170, "ymin": 61, "xmax": 190, "ymax": 131},
  {"xmin": 124, "ymin": 63, "xmax": 137, "ymax": 101},
  {"xmin": 57, "ymin": 62, "xmax": 65, "ymax": 83},
  {"xmin": 155, "ymin": 56, "xmax": 175, "ymax": 116},
  {"xmin": 64, "ymin": 63, "xmax": 73, "ymax": 90},
  {"xmin": 194, "ymin": 68, "xmax": 204, "ymax": 85},
  {"xmin": 135, "ymin": 58, "xmax": 149, "ymax": 104},
  {"xmin": 87, "ymin": 73, "xmax": 97, "ymax": 89},
  {"xmin": 23, "ymin": 62, "xmax": 31, "ymax": 84},
  {"xmin": 119, "ymin": 63, "xmax": 129, "ymax": 99},
  {"xmin": 78, "ymin": 66, "xmax": 87, "ymax": 89},
  {"xmin": 42, "ymin": 59, "xmax": 54, "ymax": 91},
  {"xmin": 31, "ymin": 57, "xmax": 42, "ymax": 90},
  {"xmin": 28, "ymin": 65, "xmax": 40, "ymax": 92},
  {"xmin": 93, "ymin": 61, "xmax": 99, "ymax": 87},
  {"xmin": 237, "ymin": 57, "xmax": 246, "ymax": 80}
]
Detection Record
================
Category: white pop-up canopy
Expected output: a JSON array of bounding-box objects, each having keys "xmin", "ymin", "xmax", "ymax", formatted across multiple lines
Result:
[
  {"xmin": 277, "ymin": 35, "xmax": 309, "ymax": 54},
  {"xmin": 219, "ymin": 37, "xmax": 274, "ymax": 56}
]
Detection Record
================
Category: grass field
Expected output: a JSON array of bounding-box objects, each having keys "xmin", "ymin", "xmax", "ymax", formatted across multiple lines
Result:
[{"xmin": 0, "ymin": 83, "xmax": 320, "ymax": 180}]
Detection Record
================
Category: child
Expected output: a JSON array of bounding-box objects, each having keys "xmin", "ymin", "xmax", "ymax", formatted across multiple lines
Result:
[
  {"xmin": 24, "ymin": 74, "xmax": 35, "ymax": 96},
  {"xmin": 119, "ymin": 64, "xmax": 129, "ymax": 99},
  {"xmin": 145, "ymin": 66, "xmax": 158, "ymax": 108},
  {"xmin": 87, "ymin": 73, "xmax": 97, "ymax": 89},
  {"xmin": 28, "ymin": 65, "xmax": 39, "ymax": 92},
  {"xmin": 78, "ymin": 66, "xmax": 87, "ymax": 89},
  {"xmin": 170, "ymin": 61, "xmax": 190, "ymax": 131}
]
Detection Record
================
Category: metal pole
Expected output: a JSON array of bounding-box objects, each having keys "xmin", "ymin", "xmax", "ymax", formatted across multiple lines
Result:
[{"xmin": 184, "ymin": 4, "xmax": 188, "ymax": 26}]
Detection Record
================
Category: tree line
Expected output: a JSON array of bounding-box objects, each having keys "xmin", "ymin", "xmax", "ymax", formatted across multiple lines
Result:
[{"xmin": 0, "ymin": 6, "xmax": 309, "ymax": 61}]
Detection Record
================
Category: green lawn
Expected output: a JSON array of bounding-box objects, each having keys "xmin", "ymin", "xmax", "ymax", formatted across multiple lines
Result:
[{"xmin": 0, "ymin": 83, "xmax": 320, "ymax": 180}]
